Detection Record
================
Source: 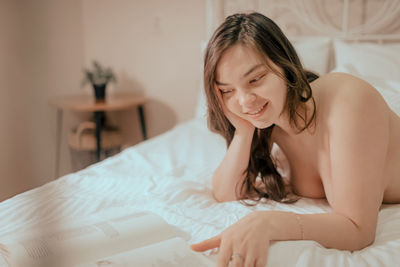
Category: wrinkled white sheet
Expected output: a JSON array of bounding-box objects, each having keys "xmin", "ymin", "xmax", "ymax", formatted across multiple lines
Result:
[{"xmin": 0, "ymin": 118, "xmax": 399, "ymax": 267}]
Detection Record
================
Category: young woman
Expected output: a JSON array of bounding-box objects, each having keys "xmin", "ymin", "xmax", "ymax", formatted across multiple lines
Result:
[{"xmin": 190, "ymin": 12, "xmax": 400, "ymax": 267}]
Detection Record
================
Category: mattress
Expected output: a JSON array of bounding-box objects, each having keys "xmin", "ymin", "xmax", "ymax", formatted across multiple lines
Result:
[{"xmin": 0, "ymin": 116, "xmax": 399, "ymax": 266}]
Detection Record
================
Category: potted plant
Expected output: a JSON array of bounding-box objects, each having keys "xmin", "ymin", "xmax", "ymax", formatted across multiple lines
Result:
[{"xmin": 82, "ymin": 61, "xmax": 117, "ymax": 102}]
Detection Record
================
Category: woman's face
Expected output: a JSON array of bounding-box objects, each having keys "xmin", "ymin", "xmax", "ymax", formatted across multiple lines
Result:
[{"xmin": 215, "ymin": 44, "xmax": 287, "ymax": 129}]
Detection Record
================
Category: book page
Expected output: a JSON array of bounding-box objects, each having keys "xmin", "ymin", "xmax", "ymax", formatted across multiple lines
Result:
[
  {"xmin": 78, "ymin": 237, "xmax": 215, "ymax": 267},
  {"xmin": 0, "ymin": 211, "xmax": 189, "ymax": 267}
]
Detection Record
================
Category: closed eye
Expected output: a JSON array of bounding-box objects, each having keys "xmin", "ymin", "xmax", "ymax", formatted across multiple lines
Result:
[
  {"xmin": 220, "ymin": 89, "xmax": 233, "ymax": 94},
  {"xmin": 249, "ymin": 74, "xmax": 266, "ymax": 84}
]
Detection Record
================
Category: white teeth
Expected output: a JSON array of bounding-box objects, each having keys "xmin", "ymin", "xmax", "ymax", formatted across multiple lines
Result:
[{"xmin": 247, "ymin": 104, "xmax": 265, "ymax": 115}]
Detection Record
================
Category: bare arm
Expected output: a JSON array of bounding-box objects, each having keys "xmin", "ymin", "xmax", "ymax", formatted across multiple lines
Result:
[
  {"xmin": 212, "ymin": 128, "xmax": 254, "ymax": 202},
  {"xmin": 266, "ymin": 211, "xmax": 374, "ymax": 250},
  {"xmin": 212, "ymin": 88, "xmax": 256, "ymax": 202}
]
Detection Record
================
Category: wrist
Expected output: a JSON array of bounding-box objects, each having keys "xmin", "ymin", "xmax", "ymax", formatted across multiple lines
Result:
[
  {"xmin": 261, "ymin": 211, "xmax": 304, "ymax": 241},
  {"xmin": 256, "ymin": 211, "xmax": 274, "ymax": 240},
  {"xmin": 235, "ymin": 126, "xmax": 255, "ymax": 138}
]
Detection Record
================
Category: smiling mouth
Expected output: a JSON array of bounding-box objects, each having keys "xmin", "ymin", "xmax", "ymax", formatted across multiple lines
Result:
[{"xmin": 245, "ymin": 102, "xmax": 268, "ymax": 118}]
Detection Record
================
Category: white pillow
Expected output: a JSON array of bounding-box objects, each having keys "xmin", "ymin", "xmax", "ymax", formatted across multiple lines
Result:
[
  {"xmin": 291, "ymin": 37, "xmax": 332, "ymax": 75},
  {"xmin": 333, "ymin": 40, "xmax": 400, "ymax": 82},
  {"xmin": 376, "ymin": 80, "xmax": 400, "ymax": 116}
]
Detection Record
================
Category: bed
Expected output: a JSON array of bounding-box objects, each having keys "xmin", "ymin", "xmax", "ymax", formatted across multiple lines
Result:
[{"xmin": 1, "ymin": 0, "xmax": 400, "ymax": 266}]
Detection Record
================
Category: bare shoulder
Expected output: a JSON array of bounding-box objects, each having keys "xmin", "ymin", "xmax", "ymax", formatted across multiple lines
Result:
[
  {"xmin": 316, "ymin": 72, "xmax": 382, "ymax": 99},
  {"xmin": 313, "ymin": 72, "xmax": 389, "ymax": 124},
  {"xmin": 313, "ymin": 73, "xmax": 400, "ymax": 205}
]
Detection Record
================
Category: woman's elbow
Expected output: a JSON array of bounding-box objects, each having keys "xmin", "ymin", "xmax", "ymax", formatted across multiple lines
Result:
[
  {"xmin": 350, "ymin": 229, "xmax": 376, "ymax": 251},
  {"xmin": 212, "ymin": 188, "xmax": 237, "ymax": 202},
  {"xmin": 358, "ymin": 232, "xmax": 375, "ymax": 250},
  {"xmin": 212, "ymin": 180, "xmax": 238, "ymax": 202},
  {"xmin": 211, "ymin": 172, "xmax": 245, "ymax": 202}
]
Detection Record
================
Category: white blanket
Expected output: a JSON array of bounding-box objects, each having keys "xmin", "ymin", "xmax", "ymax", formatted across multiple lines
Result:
[{"xmin": 1, "ymin": 118, "xmax": 400, "ymax": 266}]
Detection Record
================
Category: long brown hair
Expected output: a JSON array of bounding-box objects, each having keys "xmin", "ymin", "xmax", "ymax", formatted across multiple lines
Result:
[{"xmin": 204, "ymin": 12, "xmax": 318, "ymax": 203}]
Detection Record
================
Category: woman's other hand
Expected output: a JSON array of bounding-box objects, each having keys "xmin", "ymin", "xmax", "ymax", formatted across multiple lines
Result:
[{"xmin": 190, "ymin": 211, "xmax": 271, "ymax": 267}]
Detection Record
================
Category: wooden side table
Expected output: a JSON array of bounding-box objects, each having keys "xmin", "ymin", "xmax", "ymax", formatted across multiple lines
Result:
[{"xmin": 49, "ymin": 93, "xmax": 148, "ymax": 177}]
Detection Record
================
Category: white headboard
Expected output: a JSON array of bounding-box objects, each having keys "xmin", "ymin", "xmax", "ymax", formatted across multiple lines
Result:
[{"xmin": 205, "ymin": 0, "xmax": 400, "ymax": 42}]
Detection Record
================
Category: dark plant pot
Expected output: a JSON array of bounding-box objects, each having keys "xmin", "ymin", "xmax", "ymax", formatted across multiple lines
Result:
[{"xmin": 93, "ymin": 83, "xmax": 107, "ymax": 102}]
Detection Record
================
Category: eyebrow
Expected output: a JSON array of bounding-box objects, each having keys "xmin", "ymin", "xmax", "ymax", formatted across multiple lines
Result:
[{"xmin": 215, "ymin": 64, "xmax": 264, "ymax": 86}]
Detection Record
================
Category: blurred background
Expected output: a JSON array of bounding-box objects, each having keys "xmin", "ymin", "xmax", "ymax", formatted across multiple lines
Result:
[{"xmin": 0, "ymin": 0, "xmax": 206, "ymax": 201}]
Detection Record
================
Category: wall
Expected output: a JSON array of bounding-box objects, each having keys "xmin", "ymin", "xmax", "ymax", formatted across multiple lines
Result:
[
  {"xmin": 0, "ymin": 1, "xmax": 32, "ymax": 200},
  {"xmin": 0, "ymin": 0, "xmax": 206, "ymax": 201},
  {"xmin": 80, "ymin": 0, "xmax": 205, "ymax": 148},
  {"xmin": 0, "ymin": 0, "xmax": 86, "ymax": 201}
]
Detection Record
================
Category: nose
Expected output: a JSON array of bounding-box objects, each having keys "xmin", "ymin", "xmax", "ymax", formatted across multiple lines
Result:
[{"xmin": 237, "ymin": 90, "xmax": 256, "ymax": 107}]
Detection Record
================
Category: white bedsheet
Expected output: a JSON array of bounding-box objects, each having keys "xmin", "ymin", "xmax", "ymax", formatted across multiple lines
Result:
[{"xmin": 1, "ymin": 118, "xmax": 400, "ymax": 266}]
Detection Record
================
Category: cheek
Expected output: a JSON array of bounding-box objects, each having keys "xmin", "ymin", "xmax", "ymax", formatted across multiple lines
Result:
[{"xmin": 225, "ymin": 98, "xmax": 240, "ymax": 113}]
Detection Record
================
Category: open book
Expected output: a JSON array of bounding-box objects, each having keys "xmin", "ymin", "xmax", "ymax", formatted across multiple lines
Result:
[{"xmin": 0, "ymin": 210, "xmax": 214, "ymax": 267}]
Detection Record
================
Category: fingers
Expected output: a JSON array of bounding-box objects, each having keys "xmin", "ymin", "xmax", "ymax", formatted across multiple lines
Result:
[
  {"xmin": 255, "ymin": 253, "xmax": 268, "ymax": 267},
  {"xmin": 222, "ymin": 244, "xmax": 267, "ymax": 267},
  {"xmin": 228, "ymin": 253, "xmax": 264, "ymax": 267},
  {"xmin": 190, "ymin": 234, "xmax": 221, "ymax": 252},
  {"xmin": 243, "ymin": 251, "xmax": 259, "ymax": 267},
  {"xmin": 216, "ymin": 240, "xmax": 231, "ymax": 267},
  {"xmin": 229, "ymin": 253, "xmax": 245, "ymax": 267}
]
